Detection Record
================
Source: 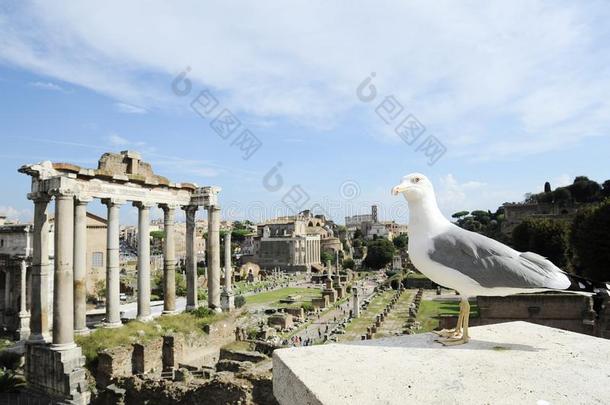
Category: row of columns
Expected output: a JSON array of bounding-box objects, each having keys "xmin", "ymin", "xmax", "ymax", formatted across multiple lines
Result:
[
  {"xmin": 304, "ymin": 239, "xmax": 320, "ymax": 265},
  {"xmin": 26, "ymin": 191, "xmax": 223, "ymax": 350}
]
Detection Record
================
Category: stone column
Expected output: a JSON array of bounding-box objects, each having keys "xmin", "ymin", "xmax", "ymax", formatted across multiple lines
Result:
[
  {"xmin": 352, "ymin": 287, "xmax": 360, "ymax": 318},
  {"xmin": 28, "ymin": 193, "xmax": 51, "ymax": 343},
  {"xmin": 17, "ymin": 259, "xmax": 31, "ymax": 341},
  {"xmin": 3, "ymin": 271, "xmax": 10, "ymax": 316},
  {"xmin": 184, "ymin": 205, "xmax": 198, "ymax": 311},
  {"xmin": 73, "ymin": 197, "xmax": 91, "ymax": 335},
  {"xmin": 221, "ymin": 232, "xmax": 234, "ymax": 312},
  {"xmin": 134, "ymin": 202, "xmax": 153, "ymax": 321},
  {"xmin": 103, "ymin": 199, "xmax": 124, "ymax": 328},
  {"xmin": 160, "ymin": 204, "xmax": 177, "ymax": 314},
  {"xmin": 207, "ymin": 206, "xmax": 221, "ymax": 311},
  {"xmin": 51, "ymin": 193, "xmax": 76, "ymax": 350}
]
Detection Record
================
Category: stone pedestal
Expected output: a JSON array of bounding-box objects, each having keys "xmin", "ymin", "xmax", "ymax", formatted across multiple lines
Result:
[
  {"xmin": 17, "ymin": 311, "xmax": 31, "ymax": 341},
  {"xmin": 273, "ymin": 322, "xmax": 610, "ymax": 405},
  {"xmin": 322, "ymin": 289, "xmax": 337, "ymax": 304},
  {"xmin": 220, "ymin": 290, "xmax": 235, "ymax": 312},
  {"xmin": 322, "ymin": 278, "xmax": 337, "ymax": 304},
  {"xmin": 25, "ymin": 343, "xmax": 90, "ymax": 404}
]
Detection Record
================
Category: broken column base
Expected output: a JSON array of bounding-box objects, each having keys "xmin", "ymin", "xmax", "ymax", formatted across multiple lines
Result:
[
  {"xmin": 220, "ymin": 291, "xmax": 235, "ymax": 312},
  {"xmin": 322, "ymin": 289, "xmax": 337, "ymax": 304},
  {"xmin": 273, "ymin": 321, "xmax": 610, "ymax": 405},
  {"xmin": 25, "ymin": 343, "xmax": 90, "ymax": 405},
  {"xmin": 17, "ymin": 312, "xmax": 31, "ymax": 341}
]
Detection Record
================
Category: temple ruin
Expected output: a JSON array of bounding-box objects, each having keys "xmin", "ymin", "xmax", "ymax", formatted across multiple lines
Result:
[{"xmin": 18, "ymin": 151, "xmax": 223, "ymax": 404}]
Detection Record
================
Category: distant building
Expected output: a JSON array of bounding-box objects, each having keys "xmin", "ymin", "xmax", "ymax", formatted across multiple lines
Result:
[
  {"xmin": 0, "ymin": 212, "xmax": 105, "ymax": 338},
  {"xmin": 501, "ymin": 202, "xmax": 578, "ymax": 236},
  {"xmin": 345, "ymin": 214, "xmax": 373, "ymax": 230},
  {"xmin": 345, "ymin": 205, "xmax": 407, "ymax": 241},
  {"xmin": 241, "ymin": 211, "xmax": 323, "ymax": 272},
  {"xmin": 85, "ymin": 213, "xmax": 108, "ymax": 295}
]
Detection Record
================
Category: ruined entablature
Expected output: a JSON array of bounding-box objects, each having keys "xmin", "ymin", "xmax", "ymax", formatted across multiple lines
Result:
[{"xmin": 19, "ymin": 151, "xmax": 220, "ymax": 208}]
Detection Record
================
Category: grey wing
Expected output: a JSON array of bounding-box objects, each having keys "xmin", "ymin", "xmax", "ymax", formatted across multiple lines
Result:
[{"xmin": 428, "ymin": 226, "xmax": 570, "ymax": 289}]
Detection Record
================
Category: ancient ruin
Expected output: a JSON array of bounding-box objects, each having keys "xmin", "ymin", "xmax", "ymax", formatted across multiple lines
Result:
[{"xmin": 18, "ymin": 151, "xmax": 224, "ymax": 404}]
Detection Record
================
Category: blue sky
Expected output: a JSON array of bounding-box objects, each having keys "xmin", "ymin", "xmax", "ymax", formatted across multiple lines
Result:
[{"xmin": 1, "ymin": 1, "xmax": 609, "ymax": 225}]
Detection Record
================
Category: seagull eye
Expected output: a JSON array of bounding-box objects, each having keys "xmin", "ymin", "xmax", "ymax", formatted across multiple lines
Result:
[{"xmin": 412, "ymin": 177, "xmax": 421, "ymax": 183}]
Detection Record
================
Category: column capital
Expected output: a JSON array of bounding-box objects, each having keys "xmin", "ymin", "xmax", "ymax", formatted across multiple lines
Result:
[
  {"xmin": 182, "ymin": 205, "xmax": 199, "ymax": 213},
  {"xmin": 102, "ymin": 198, "xmax": 126, "ymax": 207},
  {"xmin": 74, "ymin": 196, "xmax": 93, "ymax": 205},
  {"xmin": 46, "ymin": 176, "xmax": 79, "ymax": 198},
  {"xmin": 133, "ymin": 201, "xmax": 155, "ymax": 209},
  {"xmin": 50, "ymin": 190, "xmax": 76, "ymax": 199},
  {"xmin": 27, "ymin": 192, "xmax": 51, "ymax": 203},
  {"xmin": 159, "ymin": 202, "xmax": 181, "ymax": 211}
]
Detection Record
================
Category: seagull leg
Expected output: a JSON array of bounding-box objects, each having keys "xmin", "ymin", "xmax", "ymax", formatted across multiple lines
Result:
[
  {"xmin": 438, "ymin": 298, "xmax": 470, "ymax": 346},
  {"xmin": 433, "ymin": 302, "xmax": 464, "ymax": 338}
]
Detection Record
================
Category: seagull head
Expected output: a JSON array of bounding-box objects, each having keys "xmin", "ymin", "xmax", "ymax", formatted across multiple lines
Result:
[{"xmin": 391, "ymin": 173, "xmax": 434, "ymax": 202}]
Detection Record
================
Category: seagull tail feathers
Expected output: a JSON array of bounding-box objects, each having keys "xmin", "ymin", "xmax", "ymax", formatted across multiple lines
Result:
[
  {"xmin": 564, "ymin": 273, "xmax": 610, "ymax": 295},
  {"xmin": 564, "ymin": 273, "xmax": 610, "ymax": 317}
]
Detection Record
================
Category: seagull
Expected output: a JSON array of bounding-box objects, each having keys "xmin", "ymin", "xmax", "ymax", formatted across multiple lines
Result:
[{"xmin": 392, "ymin": 172, "xmax": 608, "ymax": 345}]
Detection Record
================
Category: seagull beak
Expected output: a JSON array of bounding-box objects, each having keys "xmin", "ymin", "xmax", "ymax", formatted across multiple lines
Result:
[{"xmin": 392, "ymin": 183, "xmax": 408, "ymax": 196}]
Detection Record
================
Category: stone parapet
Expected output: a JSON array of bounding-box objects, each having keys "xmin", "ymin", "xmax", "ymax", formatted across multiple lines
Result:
[{"xmin": 273, "ymin": 322, "xmax": 610, "ymax": 405}]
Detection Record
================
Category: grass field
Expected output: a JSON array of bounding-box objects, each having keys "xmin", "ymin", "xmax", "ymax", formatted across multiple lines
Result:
[
  {"xmin": 76, "ymin": 309, "xmax": 222, "ymax": 366},
  {"xmin": 339, "ymin": 290, "xmax": 395, "ymax": 341},
  {"xmin": 416, "ymin": 299, "xmax": 479, "ymax": 333},
  {"xmin": 244, "ymin": 287, "xmax": 322, "ymax": 307}
]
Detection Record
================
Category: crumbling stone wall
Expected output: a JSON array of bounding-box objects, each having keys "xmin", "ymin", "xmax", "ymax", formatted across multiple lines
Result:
[
  {"xmin": 97, "ymin": 345, "xmax": 134, "ymax": 387},
  {"xmin": 439, "ymin": 294, "xmax": 597, "ymax": 335},
  {"xmin": 132, "ymin": 337, "xmax": 163, "ymax": 375}
]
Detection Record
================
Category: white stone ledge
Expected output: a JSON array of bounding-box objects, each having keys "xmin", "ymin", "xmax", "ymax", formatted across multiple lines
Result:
[{"xmin": 273, "ymin": 321, "xmax": 610, "ymax": 405}]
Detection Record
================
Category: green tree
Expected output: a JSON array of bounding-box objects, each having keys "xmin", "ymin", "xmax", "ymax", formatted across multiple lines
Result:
[
  {"xmin": 393, "ymin": 234, "xmax": 409, "ymax": 250},
  {"xmin": 150, "ymin": 230, "xmax": 164, "ymax": 240},
  {"xmin": 512, "ymin": 218, "xmax": 569, "ymax": 268},
  {"xmin": 553, "ymin": 187, "xmax": 572, "ymax": 203},
  {"xmin": 568, "ymin": 176, "xmax": 601, "ymax": 203},
  {"xmin": 175, "ymin": 271, "xmax": 187, "ymax": 296},
  {"xmin": 570, "ymin": 199, "xmax": 610, "ymax": 281},
  {"xmin": 342, "ymin": 258, "xmax": 355, "ymax": 270},
  {"xmin": 544, "ymin": 181, "xmax": 552, "ymax": 193},
  {"xmin": 451, "ymin": 211, "xmax": 470, "ymax": 219},
  {"xmin": 353, "ymin": 229, "xmax": 363, "ymax": 239},
  {"xmin": 363, "ymin": 238, "xmax": 396, "ymax": 270},
  {"xmin": 231, "ymin": 228, "xmax": 251, "ymax": 243},
  {"xmin": 95, "ymin": 279, "xmax": 106, "ymax": 300},
  {"xmin": 321, "ymin": 250, "xmax": 334, "ymax": 264}
]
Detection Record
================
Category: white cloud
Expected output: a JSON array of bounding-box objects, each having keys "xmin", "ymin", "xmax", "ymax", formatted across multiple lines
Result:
[
  {"xmin": 1, "ymin": 1, "xmax": 609, "ymax": 159},
  {"xmin": 0, "ymin": 205, "xmax": 32, "ymax": 222},
  {"xmin": 551, "ymin": 174, "xmax": 573, "ymax": 190},
  {"xmin": 436, "ymin": 174, "xmax": 521, "ymax": 216},
  {"xmin": 28, "ymin": 81, "xmax": 65, "ymax": 91},
  {"xmin": 107, "ymin": 133, "xmax": 129, "ymax": 146},
  {"xmin": 114, "ymin": 102, "xmax": 147, "ymax": 114}
]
